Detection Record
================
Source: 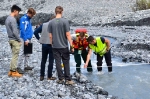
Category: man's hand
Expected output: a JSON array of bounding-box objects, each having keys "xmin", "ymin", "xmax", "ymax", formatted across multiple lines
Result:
[
  {"xmin": 106, "ymin": 47, "xmax": 110, "ymax": 52},
  {"xmin": 25, "ymin": 40, "xmax": 29, "ymax": 46},
  {"xmin": 70, "ymin": 45, "xmax": 74, "ymax": 52},
  {"xmin": 71, "ymin": 48, "xmax": 74, "ymax": 52},
  {"xmin": 84, "ymin": 63, "xmax": 88, "ymax": 68}
]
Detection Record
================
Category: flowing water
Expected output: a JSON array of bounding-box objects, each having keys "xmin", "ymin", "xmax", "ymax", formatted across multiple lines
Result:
[{"xmin": 69, "ymin": 33, "xmax": 150, "ymax": 99}]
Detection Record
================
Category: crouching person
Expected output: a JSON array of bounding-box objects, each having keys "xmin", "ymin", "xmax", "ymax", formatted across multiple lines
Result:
[
  {"xmin": 72, "ymin": 28, "xmax": 93, "ymax": 73},
  {"xmin": 84, "ymin": 36, "xmax": 112, "ymax": 73},
  {"xmin": 34, "ymin": 16, "xmax": 56, "ymax": 81}
]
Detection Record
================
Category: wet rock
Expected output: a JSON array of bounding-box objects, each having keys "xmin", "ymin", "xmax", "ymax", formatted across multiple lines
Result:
[
  {"xmin": 74, "ymin": 72, "xmax": 88, "ymax": 83},
  {"xmin": 97, "ymin": 94, "xmax": 106, "ymax": 99},
  {"xmin": 120, "ymin": 42, "xmax": 124, "ymax": 46},
  {"xmin": 98, "ymin": 90, "xmax": 109, "ymax": 96},
  {"xmin": 110, "ymin": 96, "xmax": 119, "ymax": 99},
  {"xmin": 129, "ymin": 57, "xmax": 135, "ymax": 62},
  {"xmin": 85, "ymin": 83, "xmax": 93, "ymax": 90},
  {"xmin": 93, "ymin": 85, "xmax": 103, "ymax": 94},
  {"xmin": 79, "ymin": 74, "xmax": 88, "ymax": 83},
  {"xmin": 122, "ymin": 58, "xmax": 127, "ymax": 62}
]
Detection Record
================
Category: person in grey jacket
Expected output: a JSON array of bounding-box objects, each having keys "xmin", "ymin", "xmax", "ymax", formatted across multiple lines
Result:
[
  {"xmin": 5, "ymin": 5, "xmax": 22, "ymax": 77},
  {"xmin": 34, "ymin": 16, "xmax": 56, "ymax": 81}
]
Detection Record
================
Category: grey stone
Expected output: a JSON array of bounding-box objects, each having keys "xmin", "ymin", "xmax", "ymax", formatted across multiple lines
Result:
[
  {"xmin": 37, "ymin": 90, "xmax": 44, "ymax": 96},
  {"xmin": 53, "ymin": 96, "xmax": 59, "ymax": 99},
  {"xmin": 58, "ymin": 91, "xmax": 66, "ymax": 97},
  {"xmin": 43, "ymin": 90, "xmax": 51, "ymax": 96},
  {"xmin": 97, "ymin": 94, "xmax": 106, "ymax": 99},
  {"xmin": 98, "ymin": 90, "xmax": 109, "ymax": 96},
  {"xmin": 79, "ymin": 75, "xmax": 88, "ymax": 83},
  {"xmin": 82, "ymin": 93, "xmax": 94, "ymax": 99},
  {"xmin": 122, "ymin": 58, "xmax": 127, "ymax": 62}
]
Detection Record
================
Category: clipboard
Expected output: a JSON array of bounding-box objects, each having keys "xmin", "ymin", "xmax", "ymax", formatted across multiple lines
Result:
[{"xmin": 24, "ymin": 43, "xmax": 33, "ymax": 54}]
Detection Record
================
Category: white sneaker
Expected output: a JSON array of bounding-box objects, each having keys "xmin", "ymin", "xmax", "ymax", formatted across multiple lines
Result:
[{"xmin": 97, "ymin": 71, "xmax": 104, "ymax": 75}]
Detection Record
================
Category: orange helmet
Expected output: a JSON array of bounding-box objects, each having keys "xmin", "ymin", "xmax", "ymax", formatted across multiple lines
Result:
[{"xmin": 75, "ymin": 28, "xmax": 87, "ymax": 33}]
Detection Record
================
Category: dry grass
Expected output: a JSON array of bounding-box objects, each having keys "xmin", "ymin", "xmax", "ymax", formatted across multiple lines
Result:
[{"xmin": 133, "ymin": 0, "xmax": 150, "ymax": 11}]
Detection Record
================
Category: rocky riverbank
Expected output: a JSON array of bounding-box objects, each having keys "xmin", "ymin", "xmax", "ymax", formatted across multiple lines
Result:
[
  {"xmin": 1, "ymin": 23, "xmax": 150, "ymax": 64},
  {"xmin": 0, "ymin": 30, "xmax": 118, "ymax": 99}
]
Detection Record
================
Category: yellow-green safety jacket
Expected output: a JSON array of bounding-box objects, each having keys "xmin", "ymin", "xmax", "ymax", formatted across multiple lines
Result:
[{"xmin": 89, "ymin": 37, "xmax": 107, "ymax": 56}]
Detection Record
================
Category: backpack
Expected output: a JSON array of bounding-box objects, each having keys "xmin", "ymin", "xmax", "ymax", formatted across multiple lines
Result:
[{"xmin": 75, "ymin": 28, "xmax": 87, "ymax": 34}]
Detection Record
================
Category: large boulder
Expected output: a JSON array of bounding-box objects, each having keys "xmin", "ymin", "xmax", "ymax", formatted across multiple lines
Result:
[{"xmin": 0, "ymin": 13, "xmax": 54, "ymax": 26}]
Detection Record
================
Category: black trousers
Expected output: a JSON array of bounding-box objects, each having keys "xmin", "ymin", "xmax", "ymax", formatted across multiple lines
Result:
[
  {"xmin": 52, "ymin": 47, "xmax": 71, "ymax": 80},
  {"xmin": 97, "ymin": 50, "xmax": 112, "ymax": 72},
  {"xmin": 74, "ymin": 49, "xmax": 93, "ymax": 73},
  {"xmin": 40, "ymin": 44, "xmax": 54, "ymax": 78}
]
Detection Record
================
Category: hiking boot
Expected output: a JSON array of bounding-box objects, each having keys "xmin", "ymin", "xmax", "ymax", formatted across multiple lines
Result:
[
  {"xmin": 65, "ymin": 80, "xmax": 75, "ymax": 85},
  {"xmin": 17, "ymin": 67, "xmax": 24, "ymax": 74},
  {"xmin": 8, "ymin": 71, "xmax": 12, "ymax": 76},
  {"xmin": 56, "ymin": 79, "xmax": 64, "ymax": 84},
  {"xmin": 11, "ymin": 71, "xmax": 22, "ymax": 77},
  {"xmin": 47, "ymin": 77, "xmax": 56, "ymax": 80},
  {"xmin": 24, "ymin": 66, "xmax": 34, "ymax": 70},
  {"xmin": 40, "ymin": 76, "xmax": 44, "ymax": 81}
]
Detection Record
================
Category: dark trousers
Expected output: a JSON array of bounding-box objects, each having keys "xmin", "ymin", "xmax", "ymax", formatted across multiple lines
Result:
[
  {"xmin": 97, "ymin": 49, "xmax": 112, "ymax": 72},
  {"xmin": 40, "ymin": 44, "xmax": 54, "ymax": 78},
  {"xmin": 52, "ymin": 47, "xmax": 71, "ymax": 80},
  {"xmin": 74, "ymin": 49, "xmax": 93, "ymax": 73}
]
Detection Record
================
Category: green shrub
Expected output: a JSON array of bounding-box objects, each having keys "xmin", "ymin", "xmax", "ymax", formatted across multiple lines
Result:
[{"xmin": 133, "ymin": 0, "xmax": 150, "ymax": 11}]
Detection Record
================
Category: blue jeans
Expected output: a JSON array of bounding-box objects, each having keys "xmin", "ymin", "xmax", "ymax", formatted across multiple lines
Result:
[{"xmin": 40, "ymin": 44, "xmax": 54, "ymax": 78}]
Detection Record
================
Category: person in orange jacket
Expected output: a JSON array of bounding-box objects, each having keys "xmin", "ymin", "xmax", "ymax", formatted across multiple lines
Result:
[{"xmin": 72, "ymin": 28, "xmax": 93, "ymax": 73}]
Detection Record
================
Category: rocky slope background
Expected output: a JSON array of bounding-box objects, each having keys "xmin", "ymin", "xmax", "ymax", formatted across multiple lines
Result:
[
  {"xmin": 0, "ymin": 0, "xmax": 137, "ymax": 25},
  {"xmin": 0, "ymin": 0, "xmax": 150, "ymax": 26},
  {"xmin": 0, "ymin": 0, "xmax": 150, "ymax": 63}
]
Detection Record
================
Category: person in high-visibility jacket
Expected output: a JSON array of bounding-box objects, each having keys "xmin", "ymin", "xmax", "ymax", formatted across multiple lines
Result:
[
  {"xmin": 72, "ymin": 28, "xmax": 93, "ymax": 73},
  {"xmin": 84, "ymin": 36, "xmax": 112, "ymax": 73}
]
